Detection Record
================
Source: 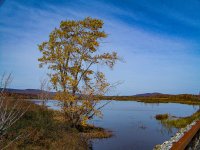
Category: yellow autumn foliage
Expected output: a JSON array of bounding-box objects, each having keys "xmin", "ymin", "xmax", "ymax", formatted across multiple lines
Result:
[{"xmin": 38, "ymin": 17, "xmax": 119, "ymax": 128}]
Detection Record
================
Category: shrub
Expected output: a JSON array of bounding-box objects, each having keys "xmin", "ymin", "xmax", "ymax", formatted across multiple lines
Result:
[{"xmin": 155, "ymin": 114, "xmax": 169, "ymax": 120}]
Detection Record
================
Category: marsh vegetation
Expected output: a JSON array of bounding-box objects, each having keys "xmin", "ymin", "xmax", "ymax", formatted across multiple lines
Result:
[
  {"xmin": 155, "ymin": 114, "xmax": 169, "ymax": 120},
  {"xmin": 102, "ymin": 94, "xmax": 200, "ymax": 105},
  {"xmin": 157, "ymin": 110, "xmax": 200, "ymax": 129}
]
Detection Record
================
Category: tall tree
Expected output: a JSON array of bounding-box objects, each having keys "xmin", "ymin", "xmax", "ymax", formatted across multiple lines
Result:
[{"xmin": 38, "ymin": 17, "xmax": 119, "ymax": 127}]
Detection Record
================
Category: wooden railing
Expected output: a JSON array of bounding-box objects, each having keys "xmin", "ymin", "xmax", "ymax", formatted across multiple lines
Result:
[{"xmin": 170, "ymin": 120, "xmax": 200, "ymax": 150}]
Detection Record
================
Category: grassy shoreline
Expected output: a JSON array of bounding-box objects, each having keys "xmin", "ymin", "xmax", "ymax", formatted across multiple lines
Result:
[
  {"xmin": 157, "ymin": 110, "xmax": 200, "ymax": 129},
  {"xmin": 101, "ymin": 94, "xmax": 200, "ymax": 105},
  {"xmin": 2, "ymin": 99, "xmax": 111, "ymax": 149}
]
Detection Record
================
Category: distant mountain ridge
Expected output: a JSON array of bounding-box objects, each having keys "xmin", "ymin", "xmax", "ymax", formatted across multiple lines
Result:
[
  {"xmin": 133, "ymin": 92, "xmax": 165, "ymax": 97},
  {"xmin": 2, "ymin": 88, "xmax": 167, "ymax": 97},
  {"xmin": 1, "ymin": 88, "xmax": 55, "ymax": 95},
  {"xmin": 1, "ymin": 88, "xmax": 197, "ymax": 103}
]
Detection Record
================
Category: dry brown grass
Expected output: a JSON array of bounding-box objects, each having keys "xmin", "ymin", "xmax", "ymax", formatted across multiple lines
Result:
[{"xmin": 2, "ymin": 100, "xmax": 111, "ymax": 149}]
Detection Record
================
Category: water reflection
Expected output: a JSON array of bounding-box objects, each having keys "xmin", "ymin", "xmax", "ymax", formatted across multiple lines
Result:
[{"xmin": 89, "ymin": 100, "xmax": 198, "ymax": 150}]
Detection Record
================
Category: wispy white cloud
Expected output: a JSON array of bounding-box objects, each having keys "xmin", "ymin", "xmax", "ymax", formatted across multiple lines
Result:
[{"xmin": 1, "ymin": 0, "xmax": 200, "ymax": 94}]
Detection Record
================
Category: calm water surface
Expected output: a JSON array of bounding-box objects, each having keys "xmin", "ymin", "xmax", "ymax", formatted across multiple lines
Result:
[{"xmin": 32, "ymin": 100, "xmax": 199, "ymax": 150}]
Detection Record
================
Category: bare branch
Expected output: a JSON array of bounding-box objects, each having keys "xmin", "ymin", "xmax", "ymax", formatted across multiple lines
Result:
[{"xmin": 0, "ymin": 73, "xmax": 29, "ymax": 148}]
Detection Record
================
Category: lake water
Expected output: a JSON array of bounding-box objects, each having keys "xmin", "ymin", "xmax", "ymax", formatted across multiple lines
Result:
[{"xmin": 32, "ymin": 100, "xmax": 199, "ymax": 150}]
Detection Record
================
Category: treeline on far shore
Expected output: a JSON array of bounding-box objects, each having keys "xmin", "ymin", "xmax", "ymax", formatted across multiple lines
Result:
[
  {"xmin": 5, "ymin": 90, "xmax": 200, "ymax": 105},
  {"xmin": 5, "ymin": 92, "xmax": 43, "ymax": 99},
  {"xmin": 101, "ymin": 94, "xmax": 200, "ymax": 105}
]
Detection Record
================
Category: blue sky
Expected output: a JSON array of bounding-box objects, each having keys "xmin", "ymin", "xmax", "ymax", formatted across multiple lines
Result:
[{"xmin": 1, "ymin": 0, "xmax": 200, "ymax": 95}]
